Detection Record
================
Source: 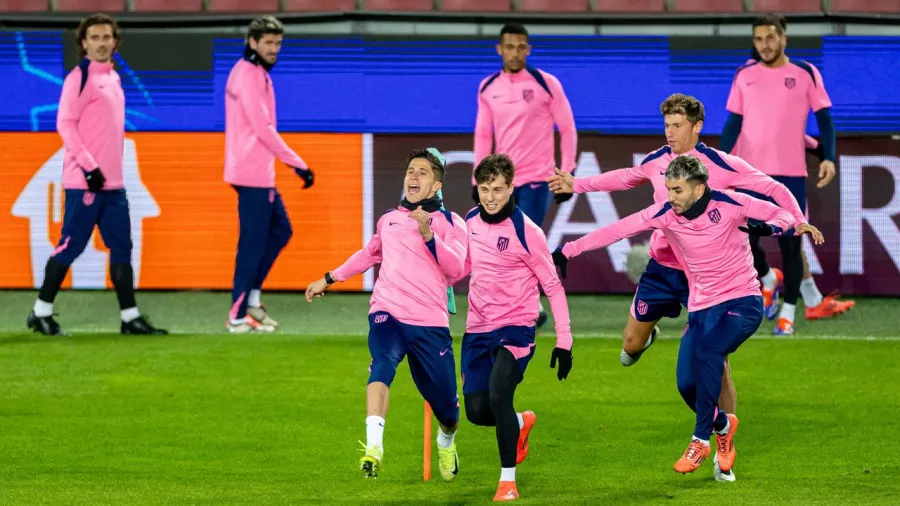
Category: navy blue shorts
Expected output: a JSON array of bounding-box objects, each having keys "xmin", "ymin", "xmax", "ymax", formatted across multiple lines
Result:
[
  {"xmin": 461, "ymin": 325, "xmax": 536, "ymax": 395},
  {"xmin": 52, "ymin": 189, "xmax": 132, "ymax": 266},
  {"xmin": 632, "ymin": 259, "xmax": 691, "ymax": 323},
  {"xmin": 367, "ymin": 311, "xmax": 459, "ymax": 426},
  {"xmin": 736, "ymin": 175, "xmax": 808, "ymax": 220},
  {"xmin": 513, "ymin": 182, "xmax": 552, "ymax": 227}
]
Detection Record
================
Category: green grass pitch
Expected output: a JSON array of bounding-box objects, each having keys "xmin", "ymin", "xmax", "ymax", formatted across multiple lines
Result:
[{"xmin": 0, "ymin": 290, "xmax": 897, "ymax": 505}]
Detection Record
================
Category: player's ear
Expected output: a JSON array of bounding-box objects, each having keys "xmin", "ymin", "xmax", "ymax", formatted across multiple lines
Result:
[
  {"xmin": 433, "ymin": 180, "xmax": 443, "ymax": 195},
  {"xmin": 693, "ymin": 120, "xmax": 703, "ymax": 135},
  {"xmin": 496, "ymin": 44, "xmax": 502, "ymax": 56}
]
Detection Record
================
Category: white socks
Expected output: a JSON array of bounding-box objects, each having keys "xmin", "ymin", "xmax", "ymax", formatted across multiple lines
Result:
[
  {"xmin": 516, "ymin": 412, "xmax": 524, "ymax": 430},
  {"xmin": 366, "ymin": 415, "xmax": 385, "ymax": 450},
  {"xmin": 121, "ymin": 307, "xmax": 140, "ymax": 323},
  {"xmin": 33, "ymin": 300, "xmax": 53, "ymax": 317},
  {"xmin": 761, "ymin": 269, "xmax": 778, "ymax": 290},
  {"xmin": 693, "ymin": 437, "xmax": 710, "ymax": 447},
  {"xmin": 800, "ymin": 278, "xmax": 823, "ymax": 308},
  {"xmin": 780, "ymin": 303, "xmax": 796, "ymax": 323},
  {"xmin": 248, "ymin": 289, "xmax": 262, "ymax": 308},
  {"xmin": 500, "ymin": 467, "xmax": 516, "ymax": 482},
  {"xmin": 437, "ymin": 426, "xmax": 456, "ymax": 449}
]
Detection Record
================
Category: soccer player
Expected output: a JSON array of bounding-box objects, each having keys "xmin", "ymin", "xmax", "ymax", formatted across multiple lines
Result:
[
  {"xmin": 27, "ymin": 13, "xmax": 166, "ymax": 337},
  {"xmin": 224, "ymin": 16, "xmax": 314, "ymax": 333},
  {"xmin": 460, "ymin": 154, "xmax": 573, "ymax": 502},
  {"xmin": 305, "ymin": 149, "xmax": 466, "ymax": 482},
  {"xmin": 474, "ymin": 22, "xmax": 577, "ymax": 328},
  {"xmin": 720, "ymin": 13, "xmax": 854, "ymax": 335},
  {"xmin": 554, "ymin": 155, "xmax": 824, "ymax": 476},
  {"xmin": 547, "ymin": 93, "xmax": 806, "ymax": 481}
]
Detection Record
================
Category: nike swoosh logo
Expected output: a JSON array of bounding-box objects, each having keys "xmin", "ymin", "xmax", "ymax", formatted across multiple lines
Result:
[
  {"xmin": 472, "ymin": 231, "xmax": 480, "ymax": 235},
  {"xmin": 439, "ymin": 349, "xmax": 450, "ymax": 356},
  {"xmin": 492, "ymin": 95, "xmax": 502, "ymax": 98},
  {"xmin": 727, "ymin": 311, "xmax": 741, "ymax": 316},
  {"xmin": 389, "ymin": 222, "xmax": 397, "ymax": 226},
  {"xmin": 530, "ymin": 183, "xmax": 542, "ymax": 189}
]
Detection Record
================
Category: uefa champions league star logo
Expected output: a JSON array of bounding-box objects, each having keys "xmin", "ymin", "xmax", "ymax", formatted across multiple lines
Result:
[{"xmin": 12, "ymin": 138, "xmax": 160, "ymax": 289}]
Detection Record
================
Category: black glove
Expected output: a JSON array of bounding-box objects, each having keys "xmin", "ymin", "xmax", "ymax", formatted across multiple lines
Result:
[
  {"xmin": 738, "ymin": 222, "xmax": 774, "ymax": 237},
  {"xmin": 552, "ymin": 247, "xmax": 568, "ymax": 279},
  {"xmin": 471, "ymin": 185, "xmax": 480, "ymax": 206},
  {"xmin": 554, "ymin": 192, "xmax": 573, "ymax": 204},
  {"xmin": 84, "ymin": 168, "xmax": 106, "ymax": 192},
  {"xmin": 550, "ymin": 347, "xmax": 573, "ymax": 380},
  {"xmin": 293, "ymin": 167, "xmax": 314, "ymax": 189}
]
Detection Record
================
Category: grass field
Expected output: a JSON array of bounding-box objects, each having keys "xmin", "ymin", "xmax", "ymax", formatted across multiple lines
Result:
[{"xmin": 0, "ymin": 290, "xmax": 897, "ymax": 505}]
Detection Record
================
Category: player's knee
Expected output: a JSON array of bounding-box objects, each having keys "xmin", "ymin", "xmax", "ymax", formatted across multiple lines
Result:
[
  {"xmin": 367, "ymin": 361, "xmax": 398, "ymax": 387},
  {"xmin": 429, "ymin": 393, "xmax": 459, "ymax": 428},
  {"xmin": 51, "ymin": 235, "xmax": 90, "ymax": 266},
  {"xmin": 109, "ymin": 247, "xmax": 133, "ymax": 265},
  {"xmin": 464, "ymin": 392, "xmax": 493, "ymax": 426},
  {"xmin": 622, "ymin": 327, "xmax": 649, "ymax": 355},
  {"xmin": 676, "ymin": 373, "xmax": 696, "ymax": 400},
  {"xmin": 275, "ymin": 223, "xmax": 293, "ymax": 247}
]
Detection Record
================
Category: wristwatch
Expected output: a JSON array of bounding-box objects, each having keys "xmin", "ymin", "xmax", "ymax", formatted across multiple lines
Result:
[{"xmin": 324, "ymin": 272, "xmax": 335, "ymax": 285}]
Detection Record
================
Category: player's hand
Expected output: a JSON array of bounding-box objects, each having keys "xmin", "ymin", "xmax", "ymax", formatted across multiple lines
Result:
[
  {"xmin": 305, "ymin": 277, "xmax": 330, "ymax": 302},
  {"xmin": 796, "ymin": 223, "xmax": 825, "ymax": 245},
  {"xmin": 547, "ymin": 168, "xmax": 574, "ymax": 194},
  {"xmin": 554, "ymin": 192, "xmax": 573, "ymax": 205},
  {"xmin": 552, "ymin": 247, "xmax": 568, "ymax": 279},
  {"xmin": 293, "ymin": 166, "xmax": 315, "ymax": 189},
  {"xmin": 84, "ymin": 167, "xmax": 106, "ymax": 192},
  {"xmin": 738, "ymin": 222, "xmax": 774, "ymax": 237},
  {"xmin": 409, "ymin": 206, "xmax": 433, "ymax": 241},
  {"xmin": 550, "ymin": 347, "xmax": 573, "ymax": 380},
  {"xmin": 817, "ymin": 160, "xmax": 835, "ymax": 188},
  {"xmin": 471, "ymin": 185, "xmax": 480, "ymax": 206}
]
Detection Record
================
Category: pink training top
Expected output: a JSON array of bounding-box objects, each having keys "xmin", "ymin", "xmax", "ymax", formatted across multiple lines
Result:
[
  {"xmin": 572, "ymin": 142, "xmax": 805, "ymax": 270},
  {"xmin": 474, "ymin": 67, "xmax": 577, "ymax": 186},
  {"xmin": 562, "ymin": 190, "xmax": 797, "ymax": 311},
  {"xmin": 458, "ymin": 206, "xmax": 572, "ymax": 350},
  {"xmin": 57, "ymin": 58, "xmax": 126, "ymax": 190},
  {"xmin": 332, "ymin": 207, "xmax": 468, "ymax": 328},
  {"xmin": 224, "ymin": 54, "xmax": 308, "ymax": 188},
  {"xmin": 726, "ymin": 59, "xmax": 832, "ymax": 177}
]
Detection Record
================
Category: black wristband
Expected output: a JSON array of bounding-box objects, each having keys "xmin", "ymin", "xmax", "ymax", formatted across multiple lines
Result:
[{"xmin": 324, "ymin": 272, "xmax": 335, "ymax": 285}]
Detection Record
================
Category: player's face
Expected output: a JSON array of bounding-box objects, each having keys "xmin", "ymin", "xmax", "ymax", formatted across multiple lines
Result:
[
  {"xmin": 664, "ymin": 114, "xmax": 702, "ymax": 154},
  {"xmin": 404, "ymin": 158, "xmax": 442, "ymax": 204},
  {"xmin": 497, "ymin": 34, "xmax": 530, "ymax": 73},
  {"xmin": 81, "ymin": 24, "xmax": 116, "ymax": 63},
  {"xmin": 477, "ymin": 175, "xmax": 514, "ymax": 215},
  {"xmin": 666, "ymin": 178, "xmax": 705, "ymax": 214},
  {"xmin": 752, "ymin": 25, "xmax": 785, "ymax": 65},
  {"xmin": 250, "ymin": 33, "xmax": 283, "ymax": 65}
]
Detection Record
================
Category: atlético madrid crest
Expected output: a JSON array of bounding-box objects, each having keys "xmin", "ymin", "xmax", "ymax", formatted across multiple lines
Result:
[
  {"xmin": 497, "ymin": 237, "xmax": 510, "ymax": 252},
  {"xmin": 522, "ymin": 89, "xmax": 533, "ymax": 102},
  {"xmin": 784, "ymin": 77, "xmax": 796, "ymax": 89}
]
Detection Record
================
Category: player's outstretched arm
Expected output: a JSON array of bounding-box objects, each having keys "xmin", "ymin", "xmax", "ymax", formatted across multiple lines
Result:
[
  {"xmin": 725, "ymin": 154, "xmax": 806, "ymax": 223},
  {"xmin": 733, "ymin": 191, "xmax": 824, "ymax": 245},
  {"xmin": 560, "ymin": 203, "xmax": 661, "ymax": 261},
  {"xmin": 305, "ymin": 222, "xmax": 384, "ymax": 303},
  {"xmin": 549, "ymin": 164, "xmax": 650, "ymax": 196}
]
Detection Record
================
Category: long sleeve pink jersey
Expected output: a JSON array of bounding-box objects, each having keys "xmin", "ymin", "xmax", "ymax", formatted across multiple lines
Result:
[
  {"xmin": 224, "ymin": 54, "xmax": 308, "ymax": 188},
  {"xmin": 458, "ymin": 206, "xmax": 572, "ymax": 350},
  {"xmin": 562, "ymin": 190, "xmax": 797, "ymax": 311},
  {"xmin": 572, "ymin": 142, "xmax": 806, "ymax": 270},
  {"xmin": 474, "ymin": 67, "xmax": 577, "ymax": 186},
  {"xmin": 332, "ymin": 207, "xmax": 468, "ymax": 328},
  {"xmin": 57, "ymin": 58, "xmax": 126, "ymax": 190}
]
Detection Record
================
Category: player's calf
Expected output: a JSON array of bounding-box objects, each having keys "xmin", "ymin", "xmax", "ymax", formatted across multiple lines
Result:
[{"xmin": 621, "ymin": 325, "xmax": 659, "ymax": 367}]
